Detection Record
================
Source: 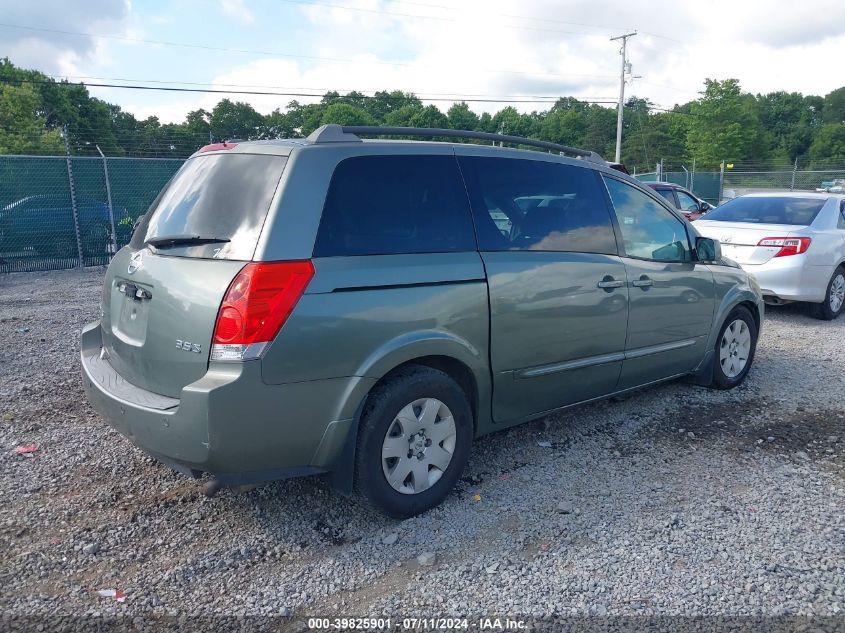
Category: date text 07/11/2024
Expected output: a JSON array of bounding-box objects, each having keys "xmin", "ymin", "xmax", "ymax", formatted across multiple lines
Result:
[{"xmin": 306, "ymin": 617, "xmax": 528, "ymax": 630}]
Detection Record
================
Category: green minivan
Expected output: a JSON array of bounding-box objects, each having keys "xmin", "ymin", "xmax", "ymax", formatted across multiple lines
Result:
[{"xmin": 81, "ymin": 125, "xmax": 763, "ymax": 518}]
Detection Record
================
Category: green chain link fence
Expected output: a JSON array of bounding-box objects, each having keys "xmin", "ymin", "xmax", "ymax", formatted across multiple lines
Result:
[{"xmin": 0, "ymin": 155, "xmax": 183, "ymax": 273}]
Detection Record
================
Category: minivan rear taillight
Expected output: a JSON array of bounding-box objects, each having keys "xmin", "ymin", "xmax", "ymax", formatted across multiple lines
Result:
[
  {"xmin": 211, "ymin": 261, "xmax": 314, "ymax": 362},
  {"xmin": 757, "ymin": 237, "xmax": 812, "ymax": 257}
]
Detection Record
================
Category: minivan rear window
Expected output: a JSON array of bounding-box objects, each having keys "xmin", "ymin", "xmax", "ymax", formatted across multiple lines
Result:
[
  {"xmin": 135, "ymin": 153, "xmax": 287, "ymax": 260},
  {"xmin": 313, "ymin": 155, "xmax": 476, "ymax": 257},
  {"xmin": 703, "ymin": 196, "xmax": 825, "ymax": 226}
]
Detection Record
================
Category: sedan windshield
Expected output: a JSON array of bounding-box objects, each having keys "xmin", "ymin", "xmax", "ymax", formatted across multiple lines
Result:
[{"xmin": 704, "ymin": 196, "xmax": 825, "ymax": 225}]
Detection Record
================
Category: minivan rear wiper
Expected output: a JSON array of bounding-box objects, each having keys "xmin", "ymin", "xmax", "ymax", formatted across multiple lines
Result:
[{"xmin": 146, "ymin": 234, "xmax": 231, "ymax": 249}]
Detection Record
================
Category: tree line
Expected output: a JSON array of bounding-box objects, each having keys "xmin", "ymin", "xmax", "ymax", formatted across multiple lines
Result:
[{"xmin": 1, "ymin": 58, "xmax": 844, "ymax": 171}]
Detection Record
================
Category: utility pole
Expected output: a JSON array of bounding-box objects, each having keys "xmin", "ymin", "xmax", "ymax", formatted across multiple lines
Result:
[{"xmin": 610, "ymin": 31, "xmax": 636, "ymax": 163}]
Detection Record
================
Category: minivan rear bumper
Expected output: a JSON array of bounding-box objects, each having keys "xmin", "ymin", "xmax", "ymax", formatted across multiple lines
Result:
[{"xmin": 81, "ymin": 320, "xmax": 374, "ymax": 482}]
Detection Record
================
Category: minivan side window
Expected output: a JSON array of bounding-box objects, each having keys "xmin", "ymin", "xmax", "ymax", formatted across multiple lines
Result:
[
  {"xmin": 458, "ymin": 157, "xmax": 617, "ymax": 254},
  {"xmin": 313, "ymin": 155, "xmax": 475, "ymax": 257},
  {"xmin": 603, "ymin": 177, "xmax": 692, "ymax": 262}
]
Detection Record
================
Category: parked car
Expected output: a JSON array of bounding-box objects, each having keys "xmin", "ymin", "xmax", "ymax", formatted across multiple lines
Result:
[
  {"xmin": 695, "ymin": 192, "xmax": 845, "ymax": 319},
  {"xmin": 817, "ymin": 179, "xmax": 845, "ymax": 194},
  {"xmin": 645, "ymin": 182, "xmax": 713, "ymax": 220},
  {"xmin": 81, "ymin": 125, "xmax": 763, "ymax": 518},
  {"xmin": 0, "ymin": 195, "xmax": 118, "ymax": 257}
]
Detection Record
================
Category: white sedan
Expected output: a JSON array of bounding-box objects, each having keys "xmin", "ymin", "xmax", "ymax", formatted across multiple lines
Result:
[{"xmin": 695, "ymin": 192, "xmax": 845, "ymax": 320}]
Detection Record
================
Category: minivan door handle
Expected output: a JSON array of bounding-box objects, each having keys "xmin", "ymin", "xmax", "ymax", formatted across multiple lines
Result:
[
  {"xmin": 597, "ymin": 276, "xmax": 625, "ymax": 291},
  {"xmin": 631, "ymin": 276, "xmax": 654, "ymax": 289}
]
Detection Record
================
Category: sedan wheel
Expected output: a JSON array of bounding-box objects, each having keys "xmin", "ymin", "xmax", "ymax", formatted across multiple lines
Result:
[
  {"xmin": 829, "ymin": 272, "xmax": 845, "ymax": 313},
  {"xmin": 381, "ymin": 398, "xmax": 456, "ymax": 495},
  {"xmin": 810, "ymin": 266, "xmax": 845, "ymax": 321}
]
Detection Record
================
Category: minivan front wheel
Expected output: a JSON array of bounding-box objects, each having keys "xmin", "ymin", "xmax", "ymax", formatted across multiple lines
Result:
[
  {"xmin": 354, "ymin": 366, "xmax": 472, "ymax": 519},
  {"xmin": 710, "ymin": 306, "xmax": 757, "ymax": 390},
  {"xmin": 809, "ymin": 266, "xmax": 845, "ymax": 321}
]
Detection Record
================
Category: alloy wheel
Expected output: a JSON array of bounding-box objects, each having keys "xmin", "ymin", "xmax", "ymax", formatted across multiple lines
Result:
[{"xmin": 830, "ymin": 273, "xmax": 845, "ymax": 313}]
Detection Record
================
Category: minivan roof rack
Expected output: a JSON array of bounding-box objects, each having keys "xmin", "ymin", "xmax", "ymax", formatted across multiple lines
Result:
[{"xmin": 306, "ymin": 124, "xmax": 605, "ymax": 163}]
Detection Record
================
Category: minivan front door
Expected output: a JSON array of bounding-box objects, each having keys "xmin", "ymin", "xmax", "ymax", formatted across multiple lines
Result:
[
  {"xmin": 458, "ymin": 154, "xmax": 629, "ymax": 423},
  {"xmin": 603, "ymin": 176, "xmax": 716, "ymax": 389}
]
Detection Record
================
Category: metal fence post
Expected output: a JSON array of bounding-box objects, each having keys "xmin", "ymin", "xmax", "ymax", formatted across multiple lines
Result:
[
  {"xmin": 718, "ymin": 161, "xmax": 725, "ymax": 203},
  {"xmin": 96, "ymin": 145, "xmax": 117, "ymax": 256},
  {"xmin": 63, "ymin": 126, "xmax": 84, "ymax": 267},
  {"xmin": 790, "ymin": 157, "xmax": 798, "ymax": 192},
  {"xmin": 691, "ymin": 157, "xmax": 696, "ymax": 192}
]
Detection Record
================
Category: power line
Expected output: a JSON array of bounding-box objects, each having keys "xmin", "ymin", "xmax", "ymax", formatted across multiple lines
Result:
[
  {"xmin": 45, "ymin": 74, "xmax": 621, "ymax": 100},
  {"xmin": 2, "ymin": 78, "xmax": 620, "ymax": 105}
]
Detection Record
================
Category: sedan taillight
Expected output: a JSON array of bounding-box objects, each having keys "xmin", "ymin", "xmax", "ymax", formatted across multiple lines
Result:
[{"xmin": 757, "ymin": 237, "xmax": 812, "ymax": 257}]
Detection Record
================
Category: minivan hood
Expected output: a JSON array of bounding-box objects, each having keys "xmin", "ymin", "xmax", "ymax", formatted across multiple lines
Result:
[{"xmin": 100, "ymin": 247, "xmax": 245, "ymax": 398}]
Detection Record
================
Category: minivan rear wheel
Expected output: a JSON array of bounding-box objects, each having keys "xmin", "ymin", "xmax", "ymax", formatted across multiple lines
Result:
[
  {"xmin": 354, "ymin": 366, "xmax": 472, "ymax": 519},
  {"xmin": 710, "ymin": 306, "xmax": 757, "ymax": 390},
  {"xmin": 809, "ymin": 266, "xmax": 845, "ymax": 321}
]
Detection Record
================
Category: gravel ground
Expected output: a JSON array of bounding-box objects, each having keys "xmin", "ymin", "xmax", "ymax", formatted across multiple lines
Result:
[{"xmin": 1, "ymin": 268, "xmax": 843, "ymax": 626}]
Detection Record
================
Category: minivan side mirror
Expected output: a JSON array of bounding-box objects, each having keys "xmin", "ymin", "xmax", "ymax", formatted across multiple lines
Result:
[{"xmin": 696, "ymin": 236, "xmax": 721, "ymax": 262}]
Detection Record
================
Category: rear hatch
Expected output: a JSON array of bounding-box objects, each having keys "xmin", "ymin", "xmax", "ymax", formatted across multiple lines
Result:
[
  {"xmin": 694, "ymin": 220, "xmax": 808, "ymax": 264},
  {"xmin": 100, "ymin": 151, "xmax": 287, "ymax": 397}
]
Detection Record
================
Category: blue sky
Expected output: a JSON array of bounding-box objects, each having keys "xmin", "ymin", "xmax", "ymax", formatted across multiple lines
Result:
[{"xmin": 2, "ymin": 0, "xmax": 845, "ymax": 123}]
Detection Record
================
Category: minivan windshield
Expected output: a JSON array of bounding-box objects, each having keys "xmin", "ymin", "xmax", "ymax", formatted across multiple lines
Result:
[
  {"xmin": 703, "ymin": 196, "xmax": 825, "ymax": 226},
  {"xmin": 135, "ymin": 153, "xmax": 287, "ymax": 260}
]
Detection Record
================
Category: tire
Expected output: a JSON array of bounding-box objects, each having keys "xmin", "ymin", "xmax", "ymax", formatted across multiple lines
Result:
[
  {"xmin": 354, "ymin": 366, "xmax": 473, "ymax": 519},
  {"xmin": 809, "ymin": 266, "xmax": 845, "ymax": 321},
  {"xmin": 710, "ymin": 305, "xmax": 758, "ymax": 390}
]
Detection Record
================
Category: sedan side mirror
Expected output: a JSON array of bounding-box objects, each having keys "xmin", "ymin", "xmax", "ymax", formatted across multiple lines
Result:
[{"xmin": 696, "ymin": 236, "xmax": 721, "ymax": 262}]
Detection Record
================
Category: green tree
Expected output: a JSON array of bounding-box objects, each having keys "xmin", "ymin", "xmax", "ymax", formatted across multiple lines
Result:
[
  {"xmin": 409, "ymin": 104, "xmax": 448, "ymax": 129},
  {"xmin": 687, "ymin": 79, "xmax": 765, "ymax": 167},
  {"xmin": 809, "ymin": 123, "xmax": 845, "ymax": 165},
  {"xmin": 365, "ymin": 90, "xmax": 421, "ymax": 121},
  {"xmin": 491, "ymin": 106, "xmax": 537, "ymax": 138},
  {"xmin": 446, "ymin": 102, "xmax": 479, "ymax": 131},
  {"xmin": 320, "ymin": 102, "xmax": 375, "ymax": 126},
  {"xmin": 822, "ymin": 87, "xmax": 845, "ymax": 124},
  {"xmin": 0, "ymin": 83, "xmax": 62, "ymax": 153},
  {"xmin": 209, "ymin": 99, "xmax": 264, "ymax": 140},
  {"xmin": 384, "ymin": 104, "xmax": 424, "ymax": 127}
]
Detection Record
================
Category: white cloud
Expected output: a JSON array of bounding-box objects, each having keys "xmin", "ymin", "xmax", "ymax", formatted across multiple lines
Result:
[
  {"xmin": 0, "ymin": 0, "xmax": 131, "ymax": 75},
  {"xmin": 218, "ymin": 0, "xmax": 255, "ymax": 26},
  {"xmin": 69, "ymin": 0, "xmax": 845, "ymax": 124}
]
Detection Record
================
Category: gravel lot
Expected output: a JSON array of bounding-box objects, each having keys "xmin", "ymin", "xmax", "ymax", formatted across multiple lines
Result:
[{"xmin": 1, "ymin": 268, "xmax": 843, "ymax": 626}]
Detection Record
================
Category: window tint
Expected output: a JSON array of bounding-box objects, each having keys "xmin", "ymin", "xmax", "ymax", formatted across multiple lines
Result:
[
  {"xmin": 603, "ymin": 177, "xmax": 692, "ymax": 262},
  {"xmin": 458, "ymin": 157, "xmax": 617, "ymax": 254},
  {"xmin": 656, "ymin": 189, "xmax": 677, "ymax": 207},
  {"xmin": 703, "ymin": 196, "xmax": 825, "ymax": 225},
  {"xmin": 136, "ymin": 153, "xmax": 287, "ymax": 260},
  {"xmin": 676, "ymin": 190, "xmax": 700, "ymax": 211},
  {"xmin": 313, "ymin": 155, "xmax": 475, "ymax": 257}
]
